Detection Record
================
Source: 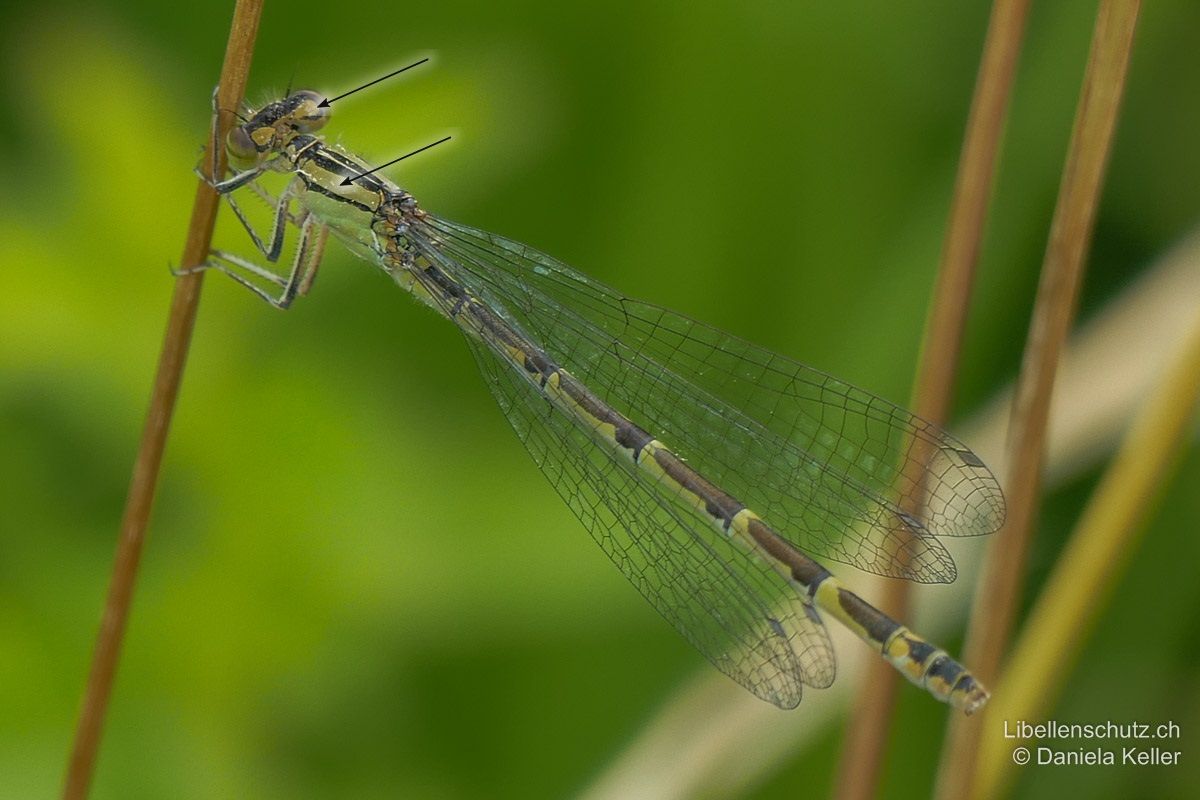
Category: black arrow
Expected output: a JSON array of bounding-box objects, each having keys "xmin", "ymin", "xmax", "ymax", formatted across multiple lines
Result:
[
  {"xmin": 318, "ymin": 58, "xmax": 430, "ymax": 107},
  {"xmin": 340, "ymin": 136, "xmax": 452, "ymax": 186}
]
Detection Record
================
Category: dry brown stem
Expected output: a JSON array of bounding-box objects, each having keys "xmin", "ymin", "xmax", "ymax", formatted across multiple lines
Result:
[{"xmin": 61, "ymin": 3, "xmax": 264, "ymax": 797}]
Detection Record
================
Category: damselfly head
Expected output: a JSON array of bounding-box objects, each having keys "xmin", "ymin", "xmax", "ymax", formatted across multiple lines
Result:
[{"xmin": 226, "ymin": 90, "xmax": 331, "ymax": 171}]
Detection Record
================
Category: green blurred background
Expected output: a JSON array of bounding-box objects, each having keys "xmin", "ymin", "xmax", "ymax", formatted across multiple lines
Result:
[{"xmin": 1, "ymin": 1, "xmax": 1198, "ymax": 798}]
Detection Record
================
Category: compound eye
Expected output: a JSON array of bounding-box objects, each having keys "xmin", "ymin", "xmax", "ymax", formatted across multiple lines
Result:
[
  {"xmin": 226, "ymin": 125, "xmax": 259, "ymax": 166},
  {"xmin": 289, "ymin": 89, "xmax": 330, "ymax": 133}
]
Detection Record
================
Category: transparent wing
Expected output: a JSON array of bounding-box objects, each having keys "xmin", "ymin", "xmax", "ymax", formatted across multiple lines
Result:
[
  {"xmin": 414, "ymin": 216, "xmax": 1006, "ymax": 584},
  {"xmin": 451, "ymin": 296, "xmax": 837, "ymax": 707}
]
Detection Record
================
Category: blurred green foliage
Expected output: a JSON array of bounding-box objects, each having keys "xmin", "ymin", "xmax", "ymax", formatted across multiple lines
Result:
[{"xmin": 1, "ymin": 1, "xmax": 1198, "ymax": 798}]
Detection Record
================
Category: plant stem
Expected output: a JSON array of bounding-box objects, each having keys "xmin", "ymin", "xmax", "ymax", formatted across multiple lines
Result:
[
  {"xmin": 978, "ymin": 305, "xmax": 1200, "ymax": 798},
  {"xmin": 933, "ymin": 3, "xmax": 1142, "ymax": 798},
  {"xmin": 61, "ymin": 3, "xmax": 263, "ymax": 798},
  {"xmin": 832, "ymin": 3, "xmax": 1030, "ymax": 795}
]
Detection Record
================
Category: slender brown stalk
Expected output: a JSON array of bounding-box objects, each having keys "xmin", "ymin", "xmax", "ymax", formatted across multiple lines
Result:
[
  {"xmin": 933, "ymin": 3, "xmax": 1142, "ymax": 799},
  {"xmin": 61, "ymin": 3, "xmax": 263, "ymax": 798},
  {"xmin": 976, "ymin": 306, "xmax": 1200, "ymax": 798},
  {"xmin": 832, "ymin": 3, "xmax": 1031, "ymax": 796}
]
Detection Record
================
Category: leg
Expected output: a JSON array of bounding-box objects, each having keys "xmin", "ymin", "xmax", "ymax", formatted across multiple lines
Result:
[
  {"xmin": 177, "ymin": 213, "xmax": 329, "ymax": 309},
  {"xmin": 196, "ymin": 89, "xmax": 310, "ymax": 254},
  {"xmin": 221, "ymin": 177, "xmax": 299, "ymax": 262},
  {"xmin": 194, "ymin": 157, "xmax": 307, "ymax": 257},
  {"xmin": 198, "ymin": 85, "xmax": 257, "ymax": 190},
  {"xmin": 296, "ymin": 222, "xmax": 329, "ymax": 295},
  {"xmin": 207, "ymin": 84, "xmax": 222, "ymax": 184},
  {"xmin": 243, "ymin": 181, "xmax": 305, "ymax": 226}
]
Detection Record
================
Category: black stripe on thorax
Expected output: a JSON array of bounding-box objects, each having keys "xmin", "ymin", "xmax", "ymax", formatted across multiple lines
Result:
[
  {"xmin": 302, "ymin": 146, "xmax": 368, "ymax": 179},
  {"xmin": 299, "ymin": 176, "xmax": 378, "ymax": 214},
  {"xmin": 294, "ymin": 141, "xmax": 396, "ymax": 199}
]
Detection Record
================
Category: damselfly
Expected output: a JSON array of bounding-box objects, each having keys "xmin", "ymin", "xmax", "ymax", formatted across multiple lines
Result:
[{"xmin": 187, "ymin": 89, "xmax": 1006, "ymax": 713}]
